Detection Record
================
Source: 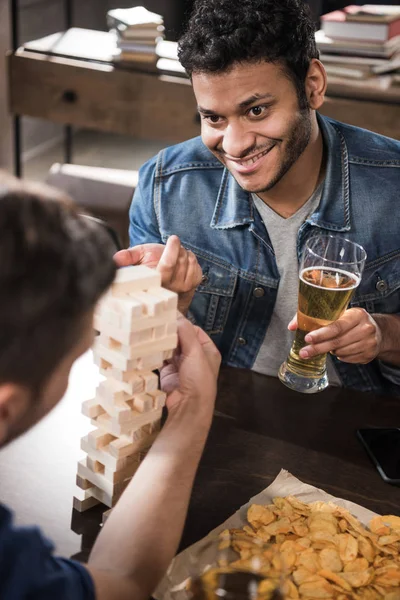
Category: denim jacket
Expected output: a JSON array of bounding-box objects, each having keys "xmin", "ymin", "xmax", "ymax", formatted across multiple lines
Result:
[{"xmin": 129, "ymin": 114, "xmax": 400, "ymax": 395}]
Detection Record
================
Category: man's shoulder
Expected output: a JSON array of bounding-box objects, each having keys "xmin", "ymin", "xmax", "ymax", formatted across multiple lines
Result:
[
  {"xmin": 323, "ymin": 116, "xmax": 400, "ymax": 164},
  {"xmin": 141, "ymin": 137, "xmax": 223, "ymax": 176}
]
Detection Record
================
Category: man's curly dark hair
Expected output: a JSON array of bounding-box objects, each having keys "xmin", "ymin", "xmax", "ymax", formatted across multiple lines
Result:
[{"xmin": 178, "ymin": 0, "xmax": 318, "ymax": 109}]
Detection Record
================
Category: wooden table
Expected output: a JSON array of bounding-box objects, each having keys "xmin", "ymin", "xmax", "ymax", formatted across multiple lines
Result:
[
  {"xmin": 1, "ymin": 351, "xmax": 399, "ymax": 564},
  {"xmin": 7, "ymin": 28, "xmax": 400, "ymax": 176}
]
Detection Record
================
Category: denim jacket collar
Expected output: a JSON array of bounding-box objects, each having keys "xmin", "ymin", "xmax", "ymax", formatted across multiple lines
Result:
[{"xmin": 210, "ymin": 113, "xmax": 351, "ymax": 233}]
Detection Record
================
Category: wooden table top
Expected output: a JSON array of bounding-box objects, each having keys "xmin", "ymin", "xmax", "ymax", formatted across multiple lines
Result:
[{"xmin": 0, "ymin": 352, "xmax": 399, "ymax": 563}]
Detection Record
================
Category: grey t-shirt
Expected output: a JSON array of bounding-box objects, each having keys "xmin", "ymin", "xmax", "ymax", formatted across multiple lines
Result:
[{"xmin": 251, "ymin": 188, "xmax": 341, "ymax": 386}]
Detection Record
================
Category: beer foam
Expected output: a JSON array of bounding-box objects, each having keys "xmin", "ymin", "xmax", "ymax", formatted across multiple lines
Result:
[{"xmin": 300, "ymin": 266, "xmax": 360, "ymax": 291}]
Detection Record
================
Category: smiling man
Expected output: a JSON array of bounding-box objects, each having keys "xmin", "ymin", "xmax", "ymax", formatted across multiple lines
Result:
[{"xmin": 123, "ymin": 0, "xmax": 400, "ymax": 395}]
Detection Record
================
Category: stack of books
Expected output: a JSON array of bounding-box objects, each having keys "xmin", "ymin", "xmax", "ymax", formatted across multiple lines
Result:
[
  {"xmin": 107, "ymin": 6, "xmax": 165, "ymax": 66},
  {"xmin": 316, "ymin": 4, "xmax": 400, "ymax": 82},
  {"xmin": 155, "ymin": 40, "xmax": 187, "ymax": 78}
]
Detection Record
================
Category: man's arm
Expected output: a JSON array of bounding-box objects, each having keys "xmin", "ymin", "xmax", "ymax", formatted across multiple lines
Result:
[
  {"xmin": 373, "ymin": 313, "xmax": 400, "ymax": 367},
  {"xmin": 86, "ymin": 316, "xmax": 221, "ymax": 600}
]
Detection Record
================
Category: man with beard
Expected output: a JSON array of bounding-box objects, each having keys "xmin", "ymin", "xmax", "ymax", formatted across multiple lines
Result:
[{"xmin": 116, "ymin": 0, "xmax": 400, "ymax": 395}]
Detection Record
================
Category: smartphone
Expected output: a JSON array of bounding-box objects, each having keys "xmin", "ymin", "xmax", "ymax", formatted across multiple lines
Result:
[{"xmin": 357, "ymin": 428, "xmax": 400, "ymax": 486}]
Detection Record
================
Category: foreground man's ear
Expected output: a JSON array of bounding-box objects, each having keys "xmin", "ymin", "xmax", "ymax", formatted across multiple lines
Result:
[
  {"xmin": 0, "ymin": 383, "xmax": 30, "ymax": 445},
  {"xmin": 305, "ymin": 59, "xmax": 327, "ymax": 111}
]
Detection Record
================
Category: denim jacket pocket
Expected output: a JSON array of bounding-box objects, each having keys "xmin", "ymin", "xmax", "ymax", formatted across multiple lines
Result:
[
  {"xmin": 349, "ymin": 251, "xmax": 400, "ymax": 315},
  {"xmin": 190, "ymin": 251, "xmax": 237, "ymax": 335}
]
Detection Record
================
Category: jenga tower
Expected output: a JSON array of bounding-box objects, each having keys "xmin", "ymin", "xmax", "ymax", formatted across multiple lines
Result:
[{"xmin": 73, "ymin": 265, "xmax": 178, "ymax": 516}]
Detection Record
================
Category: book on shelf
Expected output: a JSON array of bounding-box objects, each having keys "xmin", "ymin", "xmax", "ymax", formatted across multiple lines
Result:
[
  {"xmin": 117, "ymin": 40, "xmax": 158, "ymax": 53},
  {"xmin": 315, "ymin": 30, "xmax": 400, "ymax": 58},
  {"xmin": 323, "ymin": 63, "xmax": 372, "ymax": 79},
  {"xmin": 115, "ymin": 50, "xmax": 157, "ymax": 64},
  {"xmin": 114, "ymin": 25, "xmax": 165, "ymax": 40},
  {"xmin": 321, "ymin": 6, "xmax": 400, "ymax": 42},
  {"xmin": 156, "ymin": 57, "xmax": 187, "ymax": 77},
  {"xmin": 345, "ymin": 5, "xmax": 400, "ymax": 23},
  {"xmin": 156, "ymin": 40, "xmax": 179, "ymax": 61},
  {"xmin": 107, "ymin": 6, "xmax": 163, "ymax": 30}
]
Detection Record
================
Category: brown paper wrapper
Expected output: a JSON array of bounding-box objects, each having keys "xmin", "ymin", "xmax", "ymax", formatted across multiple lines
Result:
[{"xmin": 155, "ymin": 469, "xmax": 378, "ymax": 599}]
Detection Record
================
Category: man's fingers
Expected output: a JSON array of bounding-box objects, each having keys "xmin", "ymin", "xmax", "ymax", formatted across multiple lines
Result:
[
  {"xmin": 175, "ymin": 313, "xmax": 199, "ymax": 357},
  {"xmin": 304, "ymin": 318, "xmax": 354, "ymax": 344},
  {"xmin": 194, "ymin": 326, "xmax": 221, "ymax": 378},
  {"xmin": 288, "ymin": 315, "xmax": 297, "ymax": 331},
  {"xmin": 300, "ymin": 329, "xmax": 363, "ymax": 358},
  {"xmin": 157, "ymin": 235, "xmax": 181, "ymax": 282},
  {"xmin": 113, "ymin": 246, "xmax": 144, "ymax": 267}
]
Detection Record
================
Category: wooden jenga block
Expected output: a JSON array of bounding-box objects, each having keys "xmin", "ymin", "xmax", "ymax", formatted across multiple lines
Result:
[
  {"xmin": 95, "ymin": 334, "xmax": 177, "ymax": 364},
  {"xmin": 82, "ymin": 398, "xmax": 105, "ymax": 419},
  {"xmin": 94, "ymin": 309, "xmax": 177, "ymax": 344},
  {"xmin": 86, "ymin": 456, "xmax": 105, "ymax": 473},
  {"xmin": 102, "ymin": 508, "xmax": 113, "ymax": 524},
  {"xmin": 111, "ymin": 265, "xmax": 161, "ymax": 297},
  {"xmin": 97, "ymin": 395, "xmax": 134, "ymax": 425},
  {"xmin": 137, "ymin": 352, "xmax": 164, "ymax": 370},
  {"xmin": 150, "ymin": 390, "xmax": 167, "ymax": 409},
  {"xmin": 93, "ymin": 407, "xmax": 163, "ymax": 438},
  {"xmin": 163, "ymin": 349, "xmax": 174, "ymax": 361},
  {"xmin": 81, "ymin": 435, "xmax": 140, "ymax": 471},
  {"xmin": 73, "ymin": 489, "xmax": 101, "ymax": 512},
  {"xmin": 76, "ymin": 474, "xmax": 92, "ymax": 490},
  {"xmin": 148, "ymin": 286, "xmax": 178, "ymax": 311},
  {"xmin": 78, "ymin": 459, "xmax": 131, "ymax": 499},
  {"xmin": 141, "ymin": 370, "xmax": 158, "ymax": 393},
  {"xmin": 104, "ymin": 459, "xmax": 140, "ymax": 484},
  {"xmin": 153, "ymin": 324, "xmax": 166, "ymax": 339},
  {"xmin": 166, "ymin": 321, "xmax": 178, "ymax": 335},
  {"xmin": 88, "ymin": 428, "xmax": 115, "ymax": 450},
  {"xmin": 132, "ymin": 392, "xmax": 153, "ymax": 413},
  {"xmin": 128, "ymin": 290, "xmax": 164, "ymax": 317}
]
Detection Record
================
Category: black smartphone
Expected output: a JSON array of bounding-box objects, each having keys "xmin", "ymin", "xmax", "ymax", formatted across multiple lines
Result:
[{"xmin": 357, "ymin": 428, "xmax": 400, "ymax": 486}]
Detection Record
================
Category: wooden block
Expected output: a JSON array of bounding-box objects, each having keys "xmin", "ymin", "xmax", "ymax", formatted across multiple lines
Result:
[
  {"xmin": 90, "ymin": 484, "xmax": 124, "ymax": 509},
  {"xmin": 76, "ymin": 474, "xmax": 92, "ymax": 490},
  {"xmin": 77, "ymin": 459, "xmax": 128, "ymax": 498},
  {"xmin": 148, "ymin": 286, "xmax": 178, "ymax": 311},
  {"xmin": 132, "ymin": 392, "xmax": 153, "ymax": 413},
  {"xmin": 104, "ymin": 459, "xmax": 140, "ymax": 484},
  {"xmin": 163, "ymin": 349, "xmax": 174, "ymax": 361},
  {"xmin": 141, "ymin": 371, "xmax": 158, "ymax": 393},
  {"xmin": 137, "ymin": 352, "xmax": 164, "ymax": 370},
  {"xmin": 98, "ymin": 334, "xmax": 178, "ymax": 362},
  {"xmin": 153, "ymin": 324, "xmax": 166, "ymax": 339},
  {"xmin": 111, "ymin": 265, "xmax": 161, "ymax": 297},
  {"xmin": 82, "ymin": 398, "xmax": 105, "ymax": 419},
  {"xmin": 94, "ymin": 310, "xmax": 177, "ymax": 344},
  {"xmin": 93, "ymin": 407, "xmax": 163, "ymax": 438},
  {"xmin": 96, "ymin": 394, "xmax": 134, "ymax": 424},
  {"xmin": 87, "ymin": 427, "xmax": 115, "ymax": 450},
  {"xmin": 102, "ymin": 508, "xmax": 113, "ymax": 524},
  {"xmin": 73, "ymin": 490, "xmax": 101, "ymax": 512},
  {"xmin": 143, "ymin": 418, "xmax": 162, "ymax": 435},
  {"xmin": 86, "ymin": 456, "xmax": 105, "ymax": 473},
  {"xmin": 81, "ymin": 435, "xmax": 139, "ymax": 471},
  {"xmin": 128, "ymin": 290, "xmax": 164, "ymax": 317},
  {"xmin": 97, "ymin": 295, "xmax": 143, "ymax": 330},
  {"xmin": 166, "ymin": 321, "xmax": 178, "ymax": 335},
  {"xmin": 150, "ymin": 389, "xmax": 166, "ymax": 409},
  {"xmin": 108, "ymin": 435, "xmax": 142, "ymax": 459},
  {"xmin": 97, "ymin": 379, "xmax": 132, "ymax": 402}
]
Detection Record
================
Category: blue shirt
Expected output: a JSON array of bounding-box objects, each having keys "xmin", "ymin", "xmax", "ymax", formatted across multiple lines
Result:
[
  {"xmin": 0, "ymin": 503, "xmax": 95, "ymax": 599},
  {"xmin": 129, "ymin": 114, "xmax": 400, "ymax": 396}
]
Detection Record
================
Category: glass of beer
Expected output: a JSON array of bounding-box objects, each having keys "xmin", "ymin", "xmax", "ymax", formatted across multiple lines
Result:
[
  {"xmin": 278, "ymin": 234, "xmax": 366, "ymax": 394},
  {"xmin": 168, "ymin": 534, "xmax": 285, "ymax": 600}
]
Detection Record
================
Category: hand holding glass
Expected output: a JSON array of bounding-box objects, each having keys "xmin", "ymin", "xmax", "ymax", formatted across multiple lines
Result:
[{"xmin": 278, "ymin": 235, "xmax": 366, "ymax": 394}]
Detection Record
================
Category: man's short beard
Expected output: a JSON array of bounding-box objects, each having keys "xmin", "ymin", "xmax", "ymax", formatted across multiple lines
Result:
[{"xmin": 252, "ymin": 108, "xmax": 312, "ymax": 194}]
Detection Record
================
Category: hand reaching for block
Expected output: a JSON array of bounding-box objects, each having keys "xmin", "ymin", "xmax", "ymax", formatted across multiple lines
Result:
[{"xmin": 114, "ymin": 236, "xmax": 203, "ymax": 314}]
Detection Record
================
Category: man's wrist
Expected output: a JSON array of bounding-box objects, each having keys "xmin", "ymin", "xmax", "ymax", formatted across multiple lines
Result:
[{"xmin": 373, "ymin": 314, "xmax": 400, "ymax": 362}]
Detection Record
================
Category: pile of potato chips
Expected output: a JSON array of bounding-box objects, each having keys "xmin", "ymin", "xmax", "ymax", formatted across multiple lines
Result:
[{"xmin": 218, "ymin": 496, "xmax": 400, "ymax": 599}]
